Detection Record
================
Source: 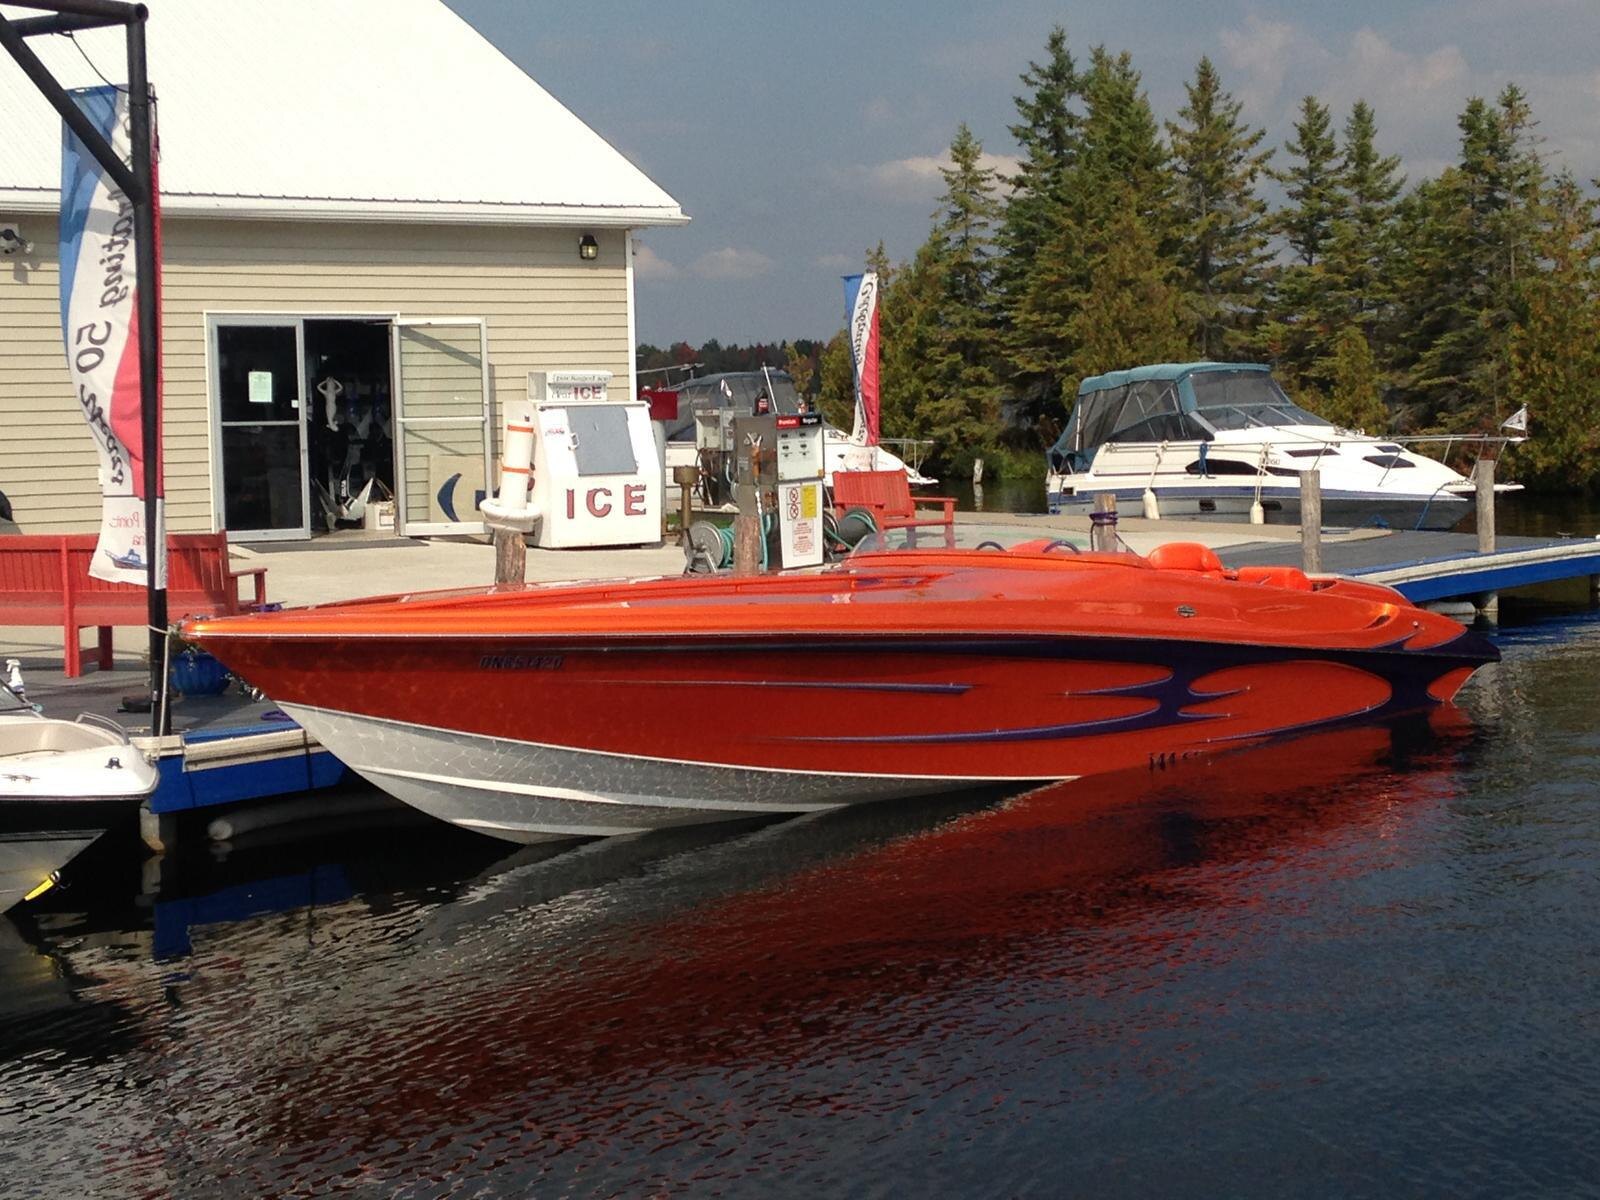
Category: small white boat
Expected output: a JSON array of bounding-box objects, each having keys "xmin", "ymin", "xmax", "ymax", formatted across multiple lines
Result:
[
  {"xmin": 1046, "ymin": 362, "xmax": 1520, "ymax": 530},
  {"xmin": 1, "ymin": 674, "xmax": 158, "ymax": 909}
]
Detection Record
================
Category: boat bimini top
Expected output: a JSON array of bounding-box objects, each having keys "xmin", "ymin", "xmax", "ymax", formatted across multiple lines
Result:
[{"xmin": 1047, "ymin": 362, "xmax": 1331, "ymax": 474}]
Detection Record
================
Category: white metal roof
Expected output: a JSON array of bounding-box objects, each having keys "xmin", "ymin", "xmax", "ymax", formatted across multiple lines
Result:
[{"xmin": 0, "ymin": 0, "xmax": 686, "ymax": 226}]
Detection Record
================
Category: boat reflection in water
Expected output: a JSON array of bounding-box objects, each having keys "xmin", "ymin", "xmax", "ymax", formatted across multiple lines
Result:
[{"xmin": 12, "ymin": 705, "xmax": 1482, "ymax": 1195}]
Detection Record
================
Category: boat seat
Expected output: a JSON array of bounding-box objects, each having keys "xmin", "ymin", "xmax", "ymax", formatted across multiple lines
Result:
[
  {"xmin": 1236, "ymin": 565, "xmax": 1314, "ymax": 591},
  {"xmin": 1145, "ymin": 542, "xmax": 1225, "ymax": 575}
]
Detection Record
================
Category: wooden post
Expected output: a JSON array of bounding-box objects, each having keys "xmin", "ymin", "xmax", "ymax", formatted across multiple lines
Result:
[
  {"xmin": 732, "ymin": 514, "xmax": 761, "ymax": 575},
  {"xmin": 1476, "ymin": 457, "xmax": 1496, "ymax": 554},
  {"xmin": 1090, "ymin": 493, "xmax": 1118, "ymax": 553},
  {"xmin": 1299, "ymin": 470, "xmax": 1322, "ymax": 574},
  {"xmin": 492, "ymin": 528, "xmax": 526, "ymax": 584}
]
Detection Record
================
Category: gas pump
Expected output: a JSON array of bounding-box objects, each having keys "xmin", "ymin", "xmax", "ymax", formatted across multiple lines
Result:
[
  {"xmin": 730, "ymin": 412, "xmax": 825, "ymax": 569},
  {"xmin": 773, "ymin": 413, "xmax": 826, "ymax": 567}
]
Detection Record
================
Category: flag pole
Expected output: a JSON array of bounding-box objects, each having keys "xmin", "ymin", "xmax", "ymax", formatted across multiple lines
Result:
[{"xmin": 126, "ymin": 11, "xmax": 167, "ymax": 735}]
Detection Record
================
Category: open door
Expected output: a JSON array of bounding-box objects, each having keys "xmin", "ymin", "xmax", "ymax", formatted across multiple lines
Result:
[{"xmin": 391, "ymin": 318, "xmax": 493, "ymax": 535}]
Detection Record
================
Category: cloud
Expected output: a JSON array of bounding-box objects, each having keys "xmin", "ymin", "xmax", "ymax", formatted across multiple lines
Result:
[
  {"xmin": 1216, "ymin": 19, "xmax": 1480, "ymax": 180},
  {"xmin": 690, "ymin": 247, "xmax": 775, "ymax": 281},
  {"xmin": 814, "ymin": 253, "xmax": 859, "ymax": 271},
  {"xmin": 1219, "ymin": 15, "xmax": 1306, "ymax": 117},
  {"xmin": 631, "ymin": 241, "xmax": 678, "ymax": 281},
  {"xmin": 841, "ymin": 150, "xmax": 1022, "ymax": 206}
]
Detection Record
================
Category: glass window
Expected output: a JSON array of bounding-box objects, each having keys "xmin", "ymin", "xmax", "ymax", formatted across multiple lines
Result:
[
  {"xmin": 1188, "ymin": 370, "xmax": 1331, "ymax": 431},
  {"xmin": 1108, "ymin": 412, "xmax": 1204, "ymax": 444},
  {"xmin": 1076, "ymin": 385, "xmax": 1126, "ymax": 449}
]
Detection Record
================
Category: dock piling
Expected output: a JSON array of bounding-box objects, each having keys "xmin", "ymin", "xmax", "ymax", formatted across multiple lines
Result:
[
  {"xmin": 1090, "ymin": 493, "xmax": 1119, "ymax": 553},
  {"xmin": 1299, "ymin": 471, "xmax": 1323, "ymax": 574},
  {"xmin": 492, "ymin": 528, "xmax": 526, "ymax": 584},
  {"xmin": 1476, "ymin": 458, "xmax": 1496, "ymax": 554}
]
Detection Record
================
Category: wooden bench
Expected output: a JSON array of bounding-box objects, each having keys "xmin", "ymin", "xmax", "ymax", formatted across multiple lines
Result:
[
  {"xmin": 832, "ymin": 469, "xmax": 958, "ymax": 544},
  {"xmin": 0, "ymin": 531, "xmax": 268, "ymax": 677}
]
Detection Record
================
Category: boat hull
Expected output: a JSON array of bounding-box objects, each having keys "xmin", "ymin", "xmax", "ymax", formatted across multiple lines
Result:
[
  {"xmin": 205, "ymin": 626, "xmax": 1493, "ymax": 843},
  {"xmin": 1047, "ymin": 483, "xmax": 1471, "ymax": 531}
]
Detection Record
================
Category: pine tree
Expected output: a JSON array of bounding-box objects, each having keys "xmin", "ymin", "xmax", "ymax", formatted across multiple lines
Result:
[
  {"xmin": 1067, "ymin": 195, "xmax": 1192, "ymax": 385},
  {"xmin": 1318, "ymin": 325, "xmax": 1389, "ymax": 432},
  {"xmin": 1007, "ymin": 45, "xmax": 1175, "ymax": 416},
  {"xmin": 1275, "ymin": 96, "xmax": 1342, "ymax": 267},
  {"xmin": 995, "ymin": 27, "xmax": 1081, "ymax": 424},
  {"xmin": 891, "ymin": 125, "xmax": 1005, "ymax": 473},
  {"xmin": 816, "ymin": 330, "xmax": 857, "ymax": 432},
  {"xmin": 995, "ymin": 27, "xmax": 1079, "ymax": 304},
  {"xmin": 1074, "ymin": 47, "xmax": 1170, "ymax": 228},
  {"xmin": 1263, "ymin": 97, "xmax": 1344, "ymax": 395},
  {"xmin": 1167, "ymin": 56, "xmax": 1273, "ymax": 359},
  {"xmin": 1507, "ymin": 174, "xmax": 1600, "ymax": 490},
  {"xmin": 1393, "ymin": 86, "xmax": 1545, "ymax": 431},
  {"xmin": 1326, "ymin": 100, "xmax": 1404, "ymax": 335}
]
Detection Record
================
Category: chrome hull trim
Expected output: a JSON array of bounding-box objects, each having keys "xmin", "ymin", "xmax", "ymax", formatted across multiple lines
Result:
[{"xmin": 280, "ymin": 704, "xmax": 1031, "ymax": 844}]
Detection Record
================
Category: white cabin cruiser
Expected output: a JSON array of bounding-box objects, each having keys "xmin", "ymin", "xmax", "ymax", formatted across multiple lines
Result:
[{"xmin": 1046, "ymin": 362, "xmax": 1519, "ymax": 531}]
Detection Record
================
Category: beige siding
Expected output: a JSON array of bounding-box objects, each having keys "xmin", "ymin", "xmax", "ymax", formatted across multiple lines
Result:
[{"xmin": 0, "ymin": 215, "xmax": 631, "ymax": 534}]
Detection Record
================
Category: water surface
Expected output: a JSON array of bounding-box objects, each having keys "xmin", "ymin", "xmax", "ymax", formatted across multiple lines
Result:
[{"xmin": 2, "ymin": 517, "xmax": 1598, "ymax": 1198}]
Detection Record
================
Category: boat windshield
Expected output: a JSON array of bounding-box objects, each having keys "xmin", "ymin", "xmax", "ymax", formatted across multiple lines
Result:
[
  {"xmin": 847, "ymin": 524, "xmax": 1092, "ymax": 557},
  {"xmin": 1189, "ymin": 370, "xmax": 1330, "ymax": 432}
]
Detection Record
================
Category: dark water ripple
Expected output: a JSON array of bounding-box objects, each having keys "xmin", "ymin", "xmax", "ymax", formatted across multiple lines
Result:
[{"xmin": 2, "ymin": 613, "xmax": 1599, "ymax": 1198}]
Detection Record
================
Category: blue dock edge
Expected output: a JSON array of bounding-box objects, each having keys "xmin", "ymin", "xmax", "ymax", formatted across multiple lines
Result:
[
  {"xmin": 1355, "ymin": 543, "xmax": 1600, "ymax": 604},
  {"xmin": 144, "ymin": 721, "xmax": 348, "ymax": 815}
]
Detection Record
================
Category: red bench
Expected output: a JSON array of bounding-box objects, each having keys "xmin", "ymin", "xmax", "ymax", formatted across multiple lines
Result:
[
  {"xmin": 0, "ymin": 531, "xmax": 268, "ymax": 677},
  {"xmin": 832, "ymin": 469, "xmax": 957, "ymax": 544}
]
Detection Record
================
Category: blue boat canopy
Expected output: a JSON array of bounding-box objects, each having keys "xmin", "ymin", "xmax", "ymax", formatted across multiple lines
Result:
[
  {"xmin": 1048, "ymin": 362, "xmax": 1328, "ymax": 473},
  {"xmin": 1076, "ymin": 361, "xmax": 1268, "ymax": 394}
]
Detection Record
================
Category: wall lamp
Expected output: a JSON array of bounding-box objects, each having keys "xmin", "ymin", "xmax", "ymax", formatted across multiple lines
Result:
[
  {"xmin": 578, "ymin": 233, "xmax": 599, "ymax": 261},
  {"xmin": 0, "ymin": 224, "xmax": 32, "ymax": 256}
]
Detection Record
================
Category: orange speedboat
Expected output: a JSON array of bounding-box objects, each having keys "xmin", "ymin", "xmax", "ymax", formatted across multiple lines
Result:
[{"xmin": 181, "ymin": 537, "xmax": 1497, "ymax": 843}]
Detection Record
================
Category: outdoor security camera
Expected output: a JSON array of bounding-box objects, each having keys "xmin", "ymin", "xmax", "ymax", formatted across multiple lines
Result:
[{"xmin": 0, "ymin": 225, "xmax": 32, "ymax": 256}]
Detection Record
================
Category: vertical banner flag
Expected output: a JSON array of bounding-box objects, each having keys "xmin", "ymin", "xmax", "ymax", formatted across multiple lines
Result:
[
  {"xmin": 60, "ymin": 84, "xmax": 163, "ymax": 586},
  {"xmin": 843, "ymin": 272, "xmax": 880, "ymax": 447}
]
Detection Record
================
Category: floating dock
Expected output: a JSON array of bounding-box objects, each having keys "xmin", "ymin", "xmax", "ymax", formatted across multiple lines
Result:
[
  {"xmin": 952, "ymin": 511, "xmax": 1600, "ymax": 609},
  {"xmin": 1215, "ymin": 529, "xmax": 1600, "ymax": 604},
  {"xmin": 21, "ymin": 667, "xmax": 347, "ymax": 841}
]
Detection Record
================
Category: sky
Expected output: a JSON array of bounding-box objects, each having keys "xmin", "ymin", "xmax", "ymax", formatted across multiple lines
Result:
[{"xmin": 446, "ymin": 0, "xmax": 1600, "ymax": 348}]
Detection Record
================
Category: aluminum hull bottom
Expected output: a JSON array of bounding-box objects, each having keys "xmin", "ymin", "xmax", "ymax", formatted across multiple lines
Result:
[
  {"xmin": 282, "ymin": 703, "xmax": 1038, "ymax": 844},
  {"xmin": 1048, "ymin": 486, "xmax": 1470, "ymax": 531}
]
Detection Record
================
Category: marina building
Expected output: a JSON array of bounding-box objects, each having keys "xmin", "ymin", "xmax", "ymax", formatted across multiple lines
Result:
[{"xmin": 0, "ymin": 0, "xmax": 685, "ymax": 539}]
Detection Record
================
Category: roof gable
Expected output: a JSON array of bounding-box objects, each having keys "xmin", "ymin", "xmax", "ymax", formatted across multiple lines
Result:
[{"xmin": 0, "ymin": 0, "xmax": 685, "ymax": 226}]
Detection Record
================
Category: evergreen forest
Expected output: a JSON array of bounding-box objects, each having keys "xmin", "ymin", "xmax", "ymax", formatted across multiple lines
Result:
[{"xmin": 639, "ymin": 28, "xmax": 1600, "ymax": 491}]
